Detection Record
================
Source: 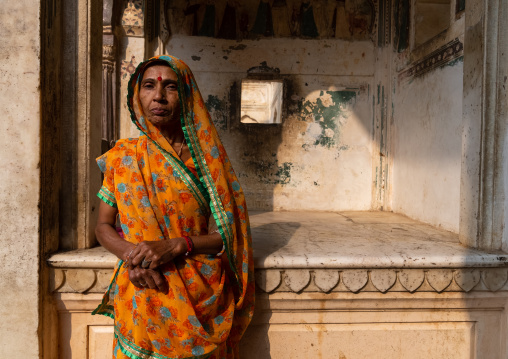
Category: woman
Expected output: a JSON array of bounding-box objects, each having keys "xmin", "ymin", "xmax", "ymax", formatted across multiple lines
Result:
[{"xmin": 93, "ymin": 55, "xmax": 254, "ymax": 359}]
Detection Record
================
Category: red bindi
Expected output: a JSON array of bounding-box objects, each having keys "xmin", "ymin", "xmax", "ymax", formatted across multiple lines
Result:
[{"xmin": 157, "ymin": 76, "xmax": 162, "ymax": 81}]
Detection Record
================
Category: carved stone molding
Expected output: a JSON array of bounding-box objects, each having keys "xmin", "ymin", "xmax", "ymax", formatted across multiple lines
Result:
[
  {"xmin": 50, "ymin": 268, "xmax": 113, "ymax": 293},
  {"xmin": 50, "ymin": 267, "xmax": 508, "ymax": 294},
  {"xmin": 253, "ymin": 268, "xmax": 508, "ymax": 294},
  {"xmin": 398, "ymin": 38, "xmax": 464, "ymax": 82}
]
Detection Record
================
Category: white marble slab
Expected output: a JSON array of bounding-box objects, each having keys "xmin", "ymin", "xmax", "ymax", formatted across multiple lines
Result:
[
  {"xmin": 48, "ymin": 211, "xmax": 508, "ymax": 269},
  {"xmin": 48, "ymin": 246, "xmax": 118, "ymax": 268},
  {"xmin": 249, "ymin": 211, "xmax": 508, "ymax": 269}
]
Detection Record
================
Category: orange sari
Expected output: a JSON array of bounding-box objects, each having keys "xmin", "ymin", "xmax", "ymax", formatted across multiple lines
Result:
[{"xmin": 93, "ymin": 55, "xmax": 254, "ymax": 359}]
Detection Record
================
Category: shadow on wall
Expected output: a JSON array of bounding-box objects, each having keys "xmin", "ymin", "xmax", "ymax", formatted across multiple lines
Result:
[
  {"xmin": 207, "ymin": 80, "xmax": 284, "ymax": 211},
  {"xmin": 239, "ymin": 220, "xmax": 301, "ymax": 358}
]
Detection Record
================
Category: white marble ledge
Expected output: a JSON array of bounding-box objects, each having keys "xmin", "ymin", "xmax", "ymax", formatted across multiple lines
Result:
[
  {"xmin": 47, "ymin": 211, "xmax": 508, "ymax": 269},
  {"xmin": 48, "ymin": 246, "xmax": 118, "ymax": 269}
]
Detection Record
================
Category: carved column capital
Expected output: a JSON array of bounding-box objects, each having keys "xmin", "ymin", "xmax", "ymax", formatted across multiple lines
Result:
[{"xmin": 102, "ymin": 44, "xmax": 115, "ymax": 71}]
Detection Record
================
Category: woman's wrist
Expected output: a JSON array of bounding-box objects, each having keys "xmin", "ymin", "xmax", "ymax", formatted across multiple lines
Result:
[
  {"xmin": 123, "ymin": 242, "xmax": 138, "ymax": 262},
  {"xmin": 183, "ymin": 236, "xmax": 194, "ymax": 255},
  {"xmin": 175, "ymin": 237, "xmax": 188, "ymax": 256}
]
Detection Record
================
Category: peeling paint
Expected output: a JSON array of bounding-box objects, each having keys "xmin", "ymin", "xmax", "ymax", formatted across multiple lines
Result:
[
  {"xmin": 300, "ymin": 91, "xmax": 356, "ymax": 148},
  {"xmin": 243, "ymin": 159, "xmax": 294, "ymax": 185},
  {"xmin": 275, "ymin": 162, "xmax": 293, "ymax": 185}
]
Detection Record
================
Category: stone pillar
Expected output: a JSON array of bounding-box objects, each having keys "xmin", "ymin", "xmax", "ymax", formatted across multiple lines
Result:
[
  {"xmin": 0, "ymin": 1, "xmax": 43, "ymax": 357},
  {"xmin": 460, "ymin": 0, "xmax": 508, "ymax": 251},
  {"xmin": 118, "ymin": 0, "xmax": 145, "ymax": 139},
  {"xmin": 76, "ymin": 0, "xmax": 104, "ymax": 249},
  {"xmin": 102, "ymin": 0, "xmax": 118, "ymax": 153}
]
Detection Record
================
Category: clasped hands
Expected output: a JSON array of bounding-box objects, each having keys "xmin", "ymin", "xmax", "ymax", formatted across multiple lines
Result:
[{"xmin": 125, "ymin": 238, "xmax": 187, "ymax": 293}]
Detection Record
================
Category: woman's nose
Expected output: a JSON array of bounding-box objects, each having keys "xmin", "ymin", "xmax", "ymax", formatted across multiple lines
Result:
[{"xmin": 153, "ymin": 85, "xmax": 165, "ymax": 101}]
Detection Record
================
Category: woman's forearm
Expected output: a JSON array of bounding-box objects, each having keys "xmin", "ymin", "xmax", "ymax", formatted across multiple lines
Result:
[
  {"xmin": 188, "ymin": 232, "xmax": 223, "ymax": 255},
  {"xmin": 95, "ymin": 222, "xmax": 136, "ymax": 261}
]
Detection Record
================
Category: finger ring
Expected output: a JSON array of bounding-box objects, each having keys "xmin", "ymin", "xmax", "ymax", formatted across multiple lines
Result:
[{"xmin": 141, "ymin": 259, "xmax": 151, "ymax": 268}]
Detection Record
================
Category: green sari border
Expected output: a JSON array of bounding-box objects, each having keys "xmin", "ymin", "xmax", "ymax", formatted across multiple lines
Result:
[
  {"xmin": 99, "ymin": 185, "xmax": 116, "ymax": 200},
  {"xmin": 171, "ymin": 64, "xmax": 242, "ymax": 293},
  {"xmin": 92, "ymin": 260, "xmax": 124, "ymax": 316},
  {"xmin": 115, "ymin": 326, "xmax": 214, "ymax": 359},
  {"xmin": 179, "ymin": 109, "xmax": 241, "ymax": 292},
  {"xmin": 98, "ymin": 191, "xmax": 118, "ymax": 208}
]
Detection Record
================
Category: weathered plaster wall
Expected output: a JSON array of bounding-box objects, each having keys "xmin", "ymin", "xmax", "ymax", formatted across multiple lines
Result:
[
  {"xmin": 392, "ymin": 60, "xmax": 464, "ymax": 232},
  {"xmin": 0, "ymin": 1, "xmax": 41, "ymax": 357},
  {"xmin": 120, "ymin": 36, "xmax": 376, "ymax": 211}
]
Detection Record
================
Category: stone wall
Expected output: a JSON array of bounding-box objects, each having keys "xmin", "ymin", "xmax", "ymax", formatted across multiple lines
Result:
[
  {"xmin": 390, "ymin": 11, "xmax": 465, "ymax": 232},
  {"xmin": 392, "ymin": 57, "xmax": 464, "ymax": 232},
  {"xmin": 120, "ymin": 37, "xmax": 377, "ymax": 212},
  {"xmin": 0, "ymin": 1, "xmax": 41, "ymax": 357}
]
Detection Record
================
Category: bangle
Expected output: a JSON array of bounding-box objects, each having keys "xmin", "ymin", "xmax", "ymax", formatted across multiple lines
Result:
[{"xmin": 183, "ymin": 236, "xmax": 194, "ymax": 256}]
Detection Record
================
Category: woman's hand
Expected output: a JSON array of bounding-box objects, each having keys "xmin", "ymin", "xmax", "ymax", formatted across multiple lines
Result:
[
  {"xmin": 128, "ymin": 238, "xmax": 187, "ymax": 270},
  {"xmin": 127, "ymin": 266, "xmax": 169, "ymax": 293}
]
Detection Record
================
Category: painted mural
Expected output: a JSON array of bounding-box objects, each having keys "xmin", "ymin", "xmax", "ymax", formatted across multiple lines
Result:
[
  {"xmin": 121, "ymin": 0, "xmax": 144, "ymax": 36},
  {"xmin": 164, "ymin": 0, "xmax": 377, "ymax": 40}
]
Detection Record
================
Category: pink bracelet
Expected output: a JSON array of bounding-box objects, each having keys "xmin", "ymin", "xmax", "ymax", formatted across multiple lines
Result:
[{"xmin": 183, "ymin": 236, "xmax": 194, "ymax": 256}]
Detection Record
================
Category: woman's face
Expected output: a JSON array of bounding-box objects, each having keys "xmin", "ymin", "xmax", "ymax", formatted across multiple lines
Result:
[{"xmin": 139, "ymin": 65, "xmax": 181, "ymax": 129}]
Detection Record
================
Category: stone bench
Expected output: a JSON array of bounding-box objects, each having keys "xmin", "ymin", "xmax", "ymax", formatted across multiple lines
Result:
[{"xmin": 48, "ymin": 211, "xmax": 508, "ymax": 358}]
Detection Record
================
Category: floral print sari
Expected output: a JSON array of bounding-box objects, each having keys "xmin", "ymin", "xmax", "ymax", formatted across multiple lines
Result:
[{"xmin": 93, "ymin": 55, "xmax": 255, "ymax": 359}]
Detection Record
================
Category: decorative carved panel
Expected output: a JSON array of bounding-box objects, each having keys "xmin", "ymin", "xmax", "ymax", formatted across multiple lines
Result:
[{"xmin": 50, "ymin": 267, "xmax": 508, "ymax": 294}]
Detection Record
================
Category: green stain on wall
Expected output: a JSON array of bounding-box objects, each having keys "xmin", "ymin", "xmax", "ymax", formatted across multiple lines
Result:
[
  {"xmin": 205, "ymin": 95, "xmax": 227, "ymax": 130},
  {"xmin": 442, "ymin": 56, "xmax": 464, "ymax": 69},
  {"xmin": 246, "ymin": 159, "xmax": 294, "ymax": 185},
  {"xmin": 275, "ymin": 162, "xmax": 293, "ymax": 185},
  {"xmin": 300, "ymin": 90, "xmax": 356, "ymax": 148}
]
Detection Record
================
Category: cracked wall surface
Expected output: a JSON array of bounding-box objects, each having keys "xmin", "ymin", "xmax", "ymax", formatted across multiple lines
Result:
[{"xmin": 0, "ymin": 1, "xmax": 41, "ymax": 358}]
